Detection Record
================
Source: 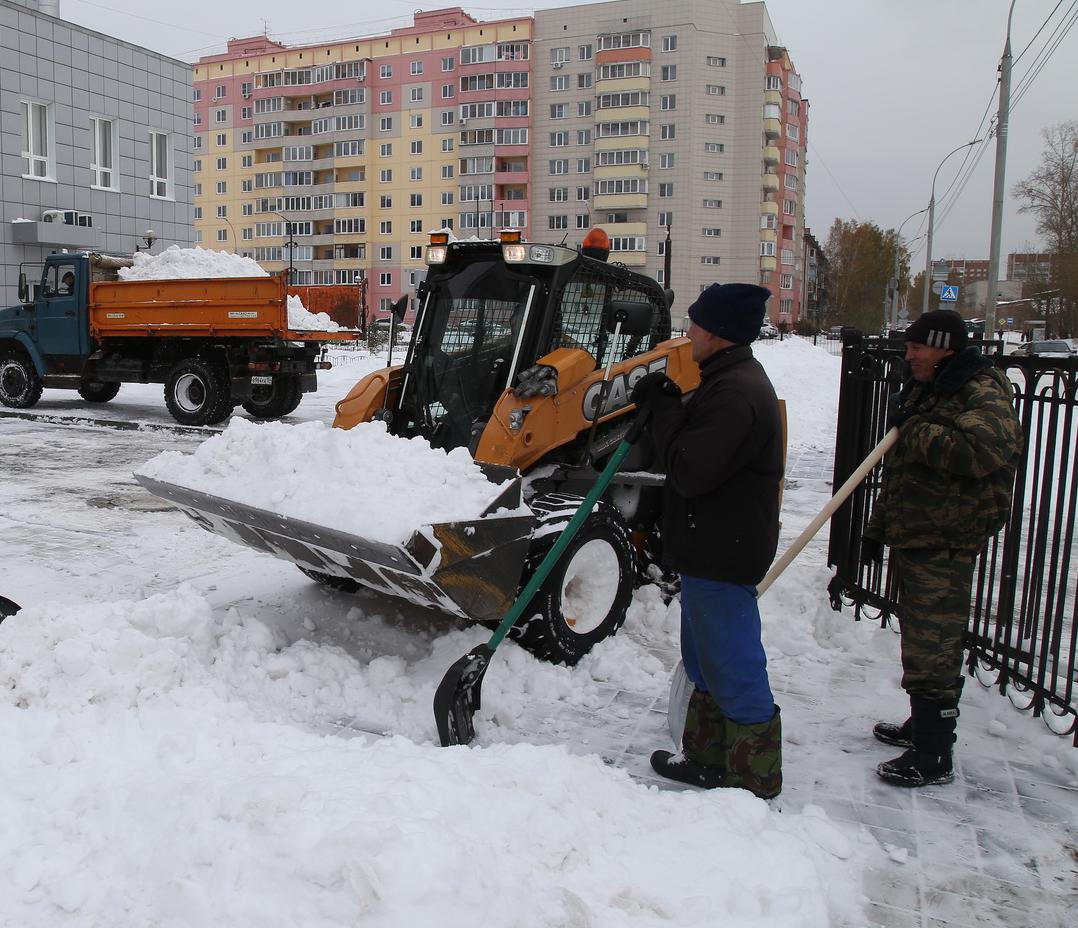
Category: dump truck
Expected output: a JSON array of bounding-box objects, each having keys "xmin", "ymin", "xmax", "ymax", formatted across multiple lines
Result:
[
  {"xmin": 137, "ymin": 230, "xmax": 709, "ymax": 664},
  {"xmin": 0, "ymin": 252, "xmax": 362, "ymax": 426}
]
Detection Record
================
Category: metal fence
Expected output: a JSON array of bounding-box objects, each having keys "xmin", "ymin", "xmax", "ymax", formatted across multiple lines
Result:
[{"xmin": 827, "ymin": 333, "xmax": 1078, "ymax": 743}]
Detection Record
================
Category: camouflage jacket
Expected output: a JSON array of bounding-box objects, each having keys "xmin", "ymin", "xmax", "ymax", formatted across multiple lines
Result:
[{"xmin": 866, "ymin": 348, "xmax": 1023, "ymax": 551}]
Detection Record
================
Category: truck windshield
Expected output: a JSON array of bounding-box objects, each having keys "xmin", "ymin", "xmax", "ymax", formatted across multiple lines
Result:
[{"xmin": 404, "ymin": 258, "xmax": 534, "ymax": 450}]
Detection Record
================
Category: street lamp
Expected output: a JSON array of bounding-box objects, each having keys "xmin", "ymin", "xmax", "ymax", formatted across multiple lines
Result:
[
  {"xmin": 271, "ymin": 211, "xmax": 295, "ymax": 283},
  {"xmin": 923, "ymin": 140, "xmax": 981, "ymax": 314},
  {"xmin": 892, "ymin": 208, "xmax": 928, "ymax": 327}
]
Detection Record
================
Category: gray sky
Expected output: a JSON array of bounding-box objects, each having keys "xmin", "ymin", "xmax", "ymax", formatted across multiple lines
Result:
[{"xmin": 58, "ymin": 0, "xmax": 1077, "ymax": 265}]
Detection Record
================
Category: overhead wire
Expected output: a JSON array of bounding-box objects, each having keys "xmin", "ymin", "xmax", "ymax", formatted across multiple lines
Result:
[
  {"xmin": 1010, "ymin": 0, "xmax": 1078, "ymax": 111},
  {"xmin": 1013, "ymin": 0, "xmax": 1067, "ymax": 64}
]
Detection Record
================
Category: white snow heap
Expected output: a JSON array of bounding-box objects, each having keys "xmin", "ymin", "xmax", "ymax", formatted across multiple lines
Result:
[
  {"xmin": 136, "ymin": 418, "xmax": 527, "ymax": 545},
  {"xmin": 286, "ymin": 293, "xmax": 341, "ymax": 332},
  {"xmin": 118, "ymin": 244, "xmax": 268, "ymax": 280}
]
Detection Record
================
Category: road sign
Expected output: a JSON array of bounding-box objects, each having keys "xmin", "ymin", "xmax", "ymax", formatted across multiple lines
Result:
[
  {"xmin": 940, "ymin": 285, "xmax": 959, "ymax": 302},
  {"xmin": 931, "ymin": 281, "xmax": 946, "ymax": 296},
  {"xmin": 1007, "ymin": 317, "xmax": 1014, "ymax": 325},
  {"xmin": 932, "ymin": 260, "xmax": 950, "ymax": 281}
]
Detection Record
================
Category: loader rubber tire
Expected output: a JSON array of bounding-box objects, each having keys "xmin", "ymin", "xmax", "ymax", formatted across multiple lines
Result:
[
  {"xmin": 511, "ymin": 505, "xmax": 636, "ymax": 666},
  {"xmin": 164, "ymin": 358, "xmax": 232, "ymax": 427},
  {"xmin": 298, "ymin": 567, "xmax": 361, "ymax": 594},
  {"xmin": 0, "ymin": 354, "xmax": 43, "ymax": 409},
  {"xmin": 241, "ymin": 375, "xmax": 302, "ymax": 419},
  {"xmin": 77, "ymin": 380, "xmax": 121, "ymax": 403}
]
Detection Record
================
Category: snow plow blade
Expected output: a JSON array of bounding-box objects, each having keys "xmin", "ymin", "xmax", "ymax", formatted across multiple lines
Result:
[{"xmin": 134, "ymin": 466, "xmax": 537, "ymax": 624}]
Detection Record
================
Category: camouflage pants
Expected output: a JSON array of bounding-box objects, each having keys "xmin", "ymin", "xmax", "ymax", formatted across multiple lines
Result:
[{"xmin": 892, "ymin": 547, "xmax": 976, "ymax": 702}]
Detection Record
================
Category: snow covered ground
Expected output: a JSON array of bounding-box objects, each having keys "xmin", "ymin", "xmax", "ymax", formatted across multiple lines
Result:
[{"xmin": 1, "ymin": 339, "xmax": 1075, "ymax": 927}]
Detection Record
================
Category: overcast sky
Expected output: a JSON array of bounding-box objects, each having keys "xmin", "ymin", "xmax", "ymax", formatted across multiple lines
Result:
[{"xmin": 57, "ymin": 0, "xmax": 1077, "ymax": 266}]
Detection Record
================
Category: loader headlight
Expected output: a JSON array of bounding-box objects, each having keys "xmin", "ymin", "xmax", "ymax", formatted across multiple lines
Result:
[
  {"xmin": 426, "ymin": 245, "xmax": 448, "ymax": 264},
  {"xmin": 503, "ymin": 244, "xmax": 555, "ymax": 264},
  {"xmin": 502, "ymin": 244, "xmax": 527, "ymax": 263}
]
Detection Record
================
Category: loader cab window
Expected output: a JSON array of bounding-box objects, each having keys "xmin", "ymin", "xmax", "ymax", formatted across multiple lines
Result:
[
  {"xmin": 549, "ymin": 266, "xmax": 661, "ymax": 369},
  {"xmin": 408, "ymin": 256, "xmax": 533, "ymax": 449}
]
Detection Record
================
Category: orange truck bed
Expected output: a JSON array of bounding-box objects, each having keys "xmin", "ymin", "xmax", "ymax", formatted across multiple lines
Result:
[{"xmin": 88, "ymin": 274, "xmax": 361, "ymax": 342}]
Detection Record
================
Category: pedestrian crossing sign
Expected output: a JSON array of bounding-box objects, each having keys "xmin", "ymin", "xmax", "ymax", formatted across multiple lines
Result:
[{"xmin": 940, "ymin": 285, "xmax": 959, "ymax": 302}]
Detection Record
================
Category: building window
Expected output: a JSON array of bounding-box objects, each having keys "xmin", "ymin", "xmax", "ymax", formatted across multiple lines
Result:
[
  {"xmin": 410, "ymin": 219, "xmax": 424, "ymax": 232},
  {"xmin": 578, "ymin": 101, "xmax": 592, "ymax": 117},
  {"xmin": 380, "ymin": 221, "xmax": 392, "ymax": 234},
  {"xmin": 442, "ymin": 138, "xmax": 454, "ymax": 152},
  {"xmin": 216, "ymin": 133, "xmax": 227, "ymax": 146},
  {"xmin": 785, "ymin": 149, "xmax": 799, "ymax": 166},
  {"xmin": 216, "ymin": 157, "xmax": 227, "ymax": 170},
  {"xmin": 441, "ymin": 191, "xmax": 454, "ymax": 205},
  {"xmin": 766, "ymin": 76, "xmax": 782, "ymax": 90},
  {"xmin": 242, "ymin": 179, "xmax": 252, "ymax": 192},
  {"xmin": 410, "ymin": 87, "xmax": 424, "ymax": 103},
  {"xmin": 704, "ymin": 142, "xmax": 725, "ymax": 153},
  {"xmin": 660, "ymin": 153, "xmax": 675, "ymax": 169},
  {"xmin": 217, "ymin": 229, "xmax": 228, "ymax": 243},
  {"xmin": 410, "ymin": 166, "xmax": 422, "ymax": 180},
  {"xmin": 576, "ymin": 158, "xmax": 590, "ymax": 173},
  {"xmin": 659, "ymin": 183, "xmax": 673, "ymax": 198},
  {"xmin": 658, "ymin": 211, "xmax": 673, "ymax": 226},
  {"xmin": 551, "ymin": 47, "xmax": 569, "ymax": 64},
  {"xmin": 660, "ymin": 124, "xmax": 675, "ymax": 140},
  {"xmin": 241, "ymin": 106, "xmax": 251, "ymax": 120},
  {"xmin": 441, "ymin": 110, "xmax": 455, "ymax": 126},
  {"xmin": 379, "ymin": 272, "xmax": 392, "ymax": 286},
  {"xmin": 411, "ymin": 60, "xmax": 423, "ymax": 76},
  {"xmin": 701, "ymin": 256, "xmax": 721, "ymax": 265},
  {"xmin": 576, "ymin": 214, "xmax": 590, "ymax": 229},
  {"xmin": 380, "ymin": 195, "xmax": 392, "ymax": 209},
  {"xmin": 380, "ymin": 143, "xmax": 393, "ymax": 157},
  {"xmin": 550, "ymin": 187, "xmax": 568, "ymax": 202},
  {"xmin": 193, "ymin": 207, "xmax": 202, "ymax": 219},
  {"xmin": 703, "ymin": 199, "xmax": 722, "ymax": 209},
  {"xmin": 578, "ymin": 44, "xmax": 593, "ymax": 60},
  {"xmin": 410, "ymin": 245, "xmax": 423, "ymax": 260},
  {"xmin": 380, "ymin": 90, "xmax": 392, "ymax": 105},
  {"xmin": 784, "ymin": 174, "xmax": 799, "ymax": 189},
  {"xmin": 410, "ymin": 193, "xmax": 423, "ymax": 207},
  {"xmin": 550, "ymin": 104, "xmax": 567, "ymax": 119},
  {"xmin": 442, "ymin": 84, "xmax": 455, "ymax": 99},
  {"xmin": 90, "ymin": 116, "xmax": 117, "ymax": 188},
  {"xmin": 193, "ymin": 88, "xmax": 201, "ymax": 102},
  {"xmin": 577, "ymin": 186, "xmax": 590, "ymax": 201},
  {"xmin": 441, "ymin": 164, "xmax": 454, "ymax": 179},
  {"xmin": 216, "ymin": 181, "xmax": 226, "ymax": 194},
  {"xmin": 576, "ymin": 129, "xmax": 591, "ymax": 145},
  {"xmin": 781, "ymin": 249, "xmax": 795, "ymax": 266},
  {"xmin": 661, "ymin": 35, "xmax": 678, "ymax": 52},
  {"xmin": 214, "ymin": 84, "xmax": 226, "ymax": 99},
  {"xmin": 578, "ymin": 73, "xmax": 592, "ymax": 89},
  {"xmin": 703, "ymin": 171, "xmax": 723, "ymax": 181},
  {"xmin": 410, "ymin": 140, "xmax": 423, "ymax": 154},
  {"xmin": 380, "ymin": 116, "xmax": 392, "ymax": 131},
  {"xmin": 707, "ymin": 56, "xmax": 726, "ymax": 67},
  {"xmin": 551, "ymin": 131, "xmax": 569, "ymax": 147},
  {"xmin": 787, "ymin": 123, "xmax": 800, "ymax": 141},
  {"xmin": 551, "ymin": 76, "xmax": 568, "ymax": 92},
  {"xmin": 706, "ymin": 85, "xmax": 725, "ymax": 96},
  {"xmin": 760, "ymin": 241, "xmax": 776, "ymax": 257},
  {"xmin": 705, "ymin": 114, "xmax": 725, "ymax": 125},
  {"xmin": 549, "ymin": 215, "xmax": 568, "ymax": 230},
  {"xmin": 380, "ymin": 64, "xmax": 392, "ymax": 78},
  {"xmin": 216, "ymin": 205, "xmax": 227, "ymax": 218},
  {"xmin": 550, "ymin": 159, "xmax": 569, "ymax": 175},
  {"xmin": 783, "ymin": 198, "xmax": 796, "ymax": 215},
  {"xmin": 780, "ymin": 273, "xmax": 794, "ymax": 289},
  {"xmin": 660, "ymin": 95, "xmax": 676, "ymax": 110},
  {"xmin": 21, "ymin": 100, "xmax": 53, "ymax": 178},
  {"xmin": 661, "ymin": 65, "xmax": 677, "ymax": 81},
  {"xmin": 703, "ymin": 227, "xmax": 722, "ymax": 237},
  {"xmin": 149, "ymin": 130, "xmax": 171, "ymax": 198},
  {"xmin": 379, "ymin": 246, "xmax": 393, "ymax": 260},
  {"xmin": 215, "ymin": 108, "xmax": 227, "ymax": 123}
]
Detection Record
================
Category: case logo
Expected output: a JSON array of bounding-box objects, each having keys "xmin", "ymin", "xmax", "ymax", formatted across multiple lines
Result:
[{"xmin": 582, "ymin": 357, "xmax": 669, "ymax": 421}]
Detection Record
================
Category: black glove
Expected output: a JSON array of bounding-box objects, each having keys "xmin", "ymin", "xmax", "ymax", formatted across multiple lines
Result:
[
  {"xmin": 631, "ymin": 371, "xmax": 681, "ymax": 407},
  {"xmin": 886, "ymin": 402, "xmax": 916, "ymax": 430},
  {"xmin": 860, "ymin": 537, "xmax": 884, "ymax": 567}
]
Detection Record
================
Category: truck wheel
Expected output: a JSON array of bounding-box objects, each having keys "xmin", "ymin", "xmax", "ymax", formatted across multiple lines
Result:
[
  {"xmin": 241, "ymin": 375, "xmax": 302, "ymax": 419},
  {"xmin": 164, "ymin": 359, "xmax": 230, "ymax": 426},
  {"xmin": 511, "ymin": 504, "xmax": 636, "ymax": 666},
  {"xmin": 0, "ymin": 355, "xmax": 43, "ymax": 409},
  {"xmin": 77, "ymin": 380, "xmax": 121, "ymax": 403}
]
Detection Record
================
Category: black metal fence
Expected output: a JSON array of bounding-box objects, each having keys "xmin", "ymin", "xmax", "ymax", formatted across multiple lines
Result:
[{"xmin": 827, "ymin": 333, "xmax": 1078, "ymax": 743}]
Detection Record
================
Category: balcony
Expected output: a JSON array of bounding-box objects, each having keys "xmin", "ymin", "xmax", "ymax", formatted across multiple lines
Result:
[
  {"xmin": 763, "ymin": 146, "xmax": 780, "ymax": 165},
  {"xmin": 760, "ymin": 256, "xmax": 777, "ymax": 271},
  {"xmin": 759, "ymin": 228, "xmax": 777, "ymax": 243},
  {"xmin": 762, "ymin": 172, "xmax": 780, "ymax": 193},
  {"xmin": 761, "ymin": 201, "xmax": 779, "ymax": 216},
  {"xmin": 764, "ymin": 118, "xmax": 781, "ymax": 138},
  {"xmin": 764, "ymin": 90, "xmax": 783, "ymax": 107},
  {"xmin": 593, "ymin": 192, "xmax": 648, "ymax": 211}
]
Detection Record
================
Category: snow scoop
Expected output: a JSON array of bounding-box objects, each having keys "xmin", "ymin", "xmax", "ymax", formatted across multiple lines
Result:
[
  {"xmin": 434, "ymin": 409, "xmax": 652, "ymax": 747},
  {"xmin": 667, "ymin": 427, "xmax": 899, "ymax": 740},
  {"xmin": 0, "ymin": 596, "xmax": 21, "ymax": 619}
]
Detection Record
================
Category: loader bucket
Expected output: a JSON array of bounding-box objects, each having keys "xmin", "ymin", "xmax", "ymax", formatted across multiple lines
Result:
[{"xmin": 135, "ymin": 464, "xmax": 537, "ymax": 624}]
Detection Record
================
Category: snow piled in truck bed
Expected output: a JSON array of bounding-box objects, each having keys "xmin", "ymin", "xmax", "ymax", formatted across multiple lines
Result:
[
  {"xmin": 136, "ymin": 418, "xmax": 524, "ymax": 544},
  {"xmin": 118, "ymin": 245, "xmax": 268, "ymax": 280}
]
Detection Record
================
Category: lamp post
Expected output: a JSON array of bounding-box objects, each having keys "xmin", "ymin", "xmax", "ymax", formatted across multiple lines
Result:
[
  {"xmin": 272, "ymin": 211, "xmax": 295, "ymax": 283},
  {"xmin": 984, "ymin": 0, "xmax": 1017, "ymax": 339},
  {"xmin": 135, "ymin": 229, "xmax": 156, "ymax": 253},
  {"xmin": 923, "ymin": 140, "xmax": 981, "ymax": 314},
  {"xmin": 892, "ymin": 208, "xmax": 928, "ymax": 328}
]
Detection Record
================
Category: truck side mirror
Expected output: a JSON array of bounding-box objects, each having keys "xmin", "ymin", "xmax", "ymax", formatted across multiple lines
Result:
[
  {"xmin": 18, "ymin": 273, "xmax": 28, "ymax": 304},
  {"xmin": 391, "ymin": 294, "xmax": 409, "ymax": 322},
  {"xmin": 605, "ymin": 299, "xmax": 655, "ymax": 337}
]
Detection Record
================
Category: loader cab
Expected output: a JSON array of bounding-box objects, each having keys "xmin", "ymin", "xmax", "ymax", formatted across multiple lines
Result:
[{"xmin": 393, "ymin": 230, "xmax": 670, "ymax": 452}]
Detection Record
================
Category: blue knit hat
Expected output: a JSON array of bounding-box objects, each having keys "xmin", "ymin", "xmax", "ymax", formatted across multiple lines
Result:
[{"xmin": 687, "ymin": 283, "xmax": 771, "ymax": 345}]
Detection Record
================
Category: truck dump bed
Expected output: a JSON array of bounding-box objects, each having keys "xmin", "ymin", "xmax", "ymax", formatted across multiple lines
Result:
[{"xmin": 88, "ymin": 274, "xmax": 360, "ymax": 342}]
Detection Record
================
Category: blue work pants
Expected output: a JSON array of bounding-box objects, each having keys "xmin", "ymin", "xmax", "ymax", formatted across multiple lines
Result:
[{"xmin": 680, "ymin": 575, "xmax": 775, "ymax": 725}]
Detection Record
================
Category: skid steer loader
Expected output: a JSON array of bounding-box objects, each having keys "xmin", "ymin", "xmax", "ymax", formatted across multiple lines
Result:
[{"xmin": 137, "ymin": 229, "xmax": 701, "ymax": 664}]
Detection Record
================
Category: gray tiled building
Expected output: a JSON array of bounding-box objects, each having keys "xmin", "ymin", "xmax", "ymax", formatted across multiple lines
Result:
[{"xmin": 0, "ymin": 0, "xmax": 193, "ymax": 292}]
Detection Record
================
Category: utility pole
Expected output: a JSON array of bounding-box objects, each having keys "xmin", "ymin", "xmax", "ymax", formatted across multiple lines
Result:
[
  {"xmin": 923, "ymin": 141, "xmax": 981, "ymax": 314},
  {"xmin": 984, "ymin": 1, "xmax": 1016, "ymax": 339},
  {"xmin": 894, "ymin": 208, "xmax": 928, "ymax": 327}
]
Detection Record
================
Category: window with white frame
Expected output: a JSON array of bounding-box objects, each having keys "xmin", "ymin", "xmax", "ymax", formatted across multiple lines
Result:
[
  {"xmin": 703, "ymin": 227, "xmax": 722, "ymax": 237},
  {"xmin": 380, "ymin": 195, "xmax": 392, "ymax": 208},
  {"xmin": 780, "ymin": 273, "xmax": 794, "ymax": 289},
  {"xmin": 577, "ymin": 186, "xmax": 590, "ymax": 201},
  {"xmin": 550, "ymin": 103, "xmax": 567, "ymax": 119},
  {"xmin": 380, "ymin": 90, "xmax": 392, "ymax": 105},
  {"xmin": 704, "ymin": 142, "xmax": 725, "ymax": 153},
  {"xmin": 410, "ymin": 87, "xmax": 423, "ymax": 103},
  {"xmin": 578, "ymin": 100, "xmax": 592, "ymax": 117},
  {"xmin": 193, "ymin": 88, "xmax": 201, "ymax": 101},
  {"xmin": 701, "ymin": 256, "xmax": 721, "ymax": 265},
  {"xmin": 661, "ymin": 34, "xmax": 677, "ymax": 51},
  {"xmin": 242, "ymin": 179, "xmax": 252, "ymax": 192},
  {"xmin": 787, "ymin": 123, "xmax": 800, "ymax": 140},
  {"xmin": 780, "ymin": 298, "xmax": 793, "ymax": 316},
  {"xmin": 410, "ymin": 60, "xmax": 423, "ymax": 76},
  {"xmin": 410, "ymin": 140, "xmax": 423, "ymax": 154},
  {"xmin": 550, "ymin": 187, "xmax": 568, "ymax": 202},
  {"xmin": 703, "ymin": 198, "xmax": 722, "ymax": 208},
  {"xmin": 783, "ymin": 198, "xmax": 796, "ymax": 215},
  {"xmin": 661, "ymin": 65, "xmax": 677, "ymax": 81},
  {"xmin": 766, "ymin": 76, "xmax": 782, "ymax": 91},
  {"xmin": 379, "ymin": 246, "xmax": 393, "ymax": 260},
  {"xmin": 90, "ymin": 116, "xmax": 117, "ymax": 188},
  {"xmin": 242, "ymin": 203, "xmax": 253, "ymax": 216},
  {"xmin": 380, "ymin": 169, "xmax": 392, "ymax": 183},
  {"xmin": 216, "ymin": 132, "xmax": 227, "ymax": 145},
  {"xmin": 442, "ymin": 138, "xmax": 454, "ymax": 152},
  {"xmin": 784, "ymin": 174, "xmax": 798, "ymax": 189},
  {"xmin": 380, "ymin": 64, "xmax": 392, "ymax": 78},
  {"xmin": 193, "ymin": 207, "xmax": 202, "ymax": 219},
  {"xmin": 659, "ymin": 95, "xmax": 676, "ymax": 110},
  {"xmin": 441, "ymin": 110, "xmax": 455, "ymax": 126},
  {"xmin": 380, "ymin": 116, "xmax": 392, "ymax": 131},
  {"xmin": 578, "ymin": 73, "xmax": 592, "ymax": 89},
  {"xmin": 380, "ymin": 143, "xmax": 393, "ymax": 157},
  {"xmin": 149, "ymin": 130, "xmax": 171, "ymax": 198},
  {"xmin": 216, "ymin": 181, "xmax": 226, "ymax": 194},
  {"xmin": 576, "ymin": 214, "xmax": 590, "ymax": 229},
  {"xmin": 703, "ymin": 171, "xmax": 722, "ymax": 181},
  {"xmin": 216, "ymin": 205, "xmax": 227, "ymax": 218},
  {"xmin": 579, "ymin": 44, "xmax": 593, "ymax": 60},
  {"xmin": 442, "ymin": 84, "xmax": 454, "ymax": 99},
  {"xmin": 660, "ymin": 153, "xmax": 675, "ymax": 169},
  {"xmin": 410, "ymin": 166, "xmax": 422, "ymax": 180},
  {"xmin": 443, "ymin": 56, "xmax": 455, "ymax": 71},
  {"xmin": 785, "ymin": 148, "xmax": 799, "ymax": 167},
  {"xmin": 441, "ymin": 191, "xmax": 454, "ymax": 205},
  {"xmin": 441, "ymin": 164, "xmax": 454, "ymax": 179},
  {"xmin": 215, "ymin": 108, "xmax": 227, "ymax": 123},
  {"xmin": 217, "ymin": 229, "xmax": 228, "ymax": 242},
  {"xmin": 551, "ymin": 76, "xmax": 568, "ymax": 91},
  {"xmin": 781, "ymin": 249, "xmax": 795, "ymax": 266},
  {"xmin": 379, "ymin": 221, "xmax": 392, "ymax": 234},
  {"xmin": 707, "ymin": 56, "xmax": 726, "ymax": 67},
  {"xmin": 22, "ymin": 100, "xmax": 53, "ymax": 178},
  {"xmin": 549, "ymin": 215, "xmax": 568, "ymax": 230},
  {"xmin": 660, "ymin": 124, "xmax": 675, "ymax": 140},
  {"xmin": 576, "ymin": 157, "xmax": 590, "ymax": 173},
  {"xmin": 214, "ymin": 84, "xmax": 226, "ymax": 99},
  {"xmin": 379, "ymin": 272, "xmax": 392, "ymax": 287},
  {"xmin": 760, "ymin": 241, "xmax": 776, "ymax": 257},
  {"xmin": 216, "ymin": 157, "xmax": 227, "ymax": 170},
  {"xmin": 705, "ymin": 113, "xmax": 725, "ymax": 125},
  {"xmin": 706, "ymin": 85, "xmax": 725, "ymax": 96},
  {"xmin": 658, "ymin": 183, "xmax": 673, "ymax": 197},
  {"xmin": 410, "ymin": 219, "xmax": 423, "ymax": 232},
  {"xmin": 193, "ymin": 112, "xmax": 202, "ymax": 127},
  {"xmin": 410, "ymin": 193, "xmax": 422, "ymax": 207},
  {"xmin": 551, "ymin": 47, "xmax": 569, "ymax": 63},
  {"xmin": 551, "ymin": 131, "xmax": 569, "ymax": 147}
]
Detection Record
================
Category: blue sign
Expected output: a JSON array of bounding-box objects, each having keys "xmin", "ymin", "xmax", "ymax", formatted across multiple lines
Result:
[{"xmin": 940, "ymin": 285, "xmax": 959, "ymax": 303}]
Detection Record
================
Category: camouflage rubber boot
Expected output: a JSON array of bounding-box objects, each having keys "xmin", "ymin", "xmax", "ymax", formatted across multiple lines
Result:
[
  {"xmin": 651, "ymin": 689, "xmax": 727, "ymax": 788},
  {"xmin": 722, "ymin": 705, "xmax": 783, "ymax": 799}
]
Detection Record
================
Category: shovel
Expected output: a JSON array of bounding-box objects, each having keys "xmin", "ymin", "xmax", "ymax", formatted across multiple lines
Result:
[
  {"xmin": 667, "ymin": 427, "xmax": 900, "ymax": 740},
  {"xmin": 0, "ymin": 596, "xmax": 21, "ymax": 620},
  {"xmin": 434, "ymin": 409, "xmax": 651, "ymax": 747}
]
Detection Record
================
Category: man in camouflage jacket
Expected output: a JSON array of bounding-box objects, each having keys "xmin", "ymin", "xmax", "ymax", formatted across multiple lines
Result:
[{"xmin": 863, "ymin": 309, "xmax": 1023, "ymax": 787}]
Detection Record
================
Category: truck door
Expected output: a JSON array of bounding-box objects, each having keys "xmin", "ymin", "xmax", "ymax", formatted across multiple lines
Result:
[{"xmin": 36, "ymin": 261, "xmax": 86, "ymax": 361}]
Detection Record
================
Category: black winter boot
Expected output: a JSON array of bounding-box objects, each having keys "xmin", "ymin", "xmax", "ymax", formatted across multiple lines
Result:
[
  {"xmin": 652, "ymin": 688, "xmax": 726, "ymax": 788},
  {"xmin": 877, "ymin": 696, "xmax": 957, "ymax": 787},
  {"xmin": 873, "ymin": 717, "xmax": 913, "ymax": 748}
]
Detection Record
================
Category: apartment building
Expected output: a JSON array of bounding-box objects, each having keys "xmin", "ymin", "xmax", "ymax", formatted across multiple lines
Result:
[
  {"xmin": 192, "ymin": 1, "xmax": 807, "ymax": 324},
  {"xmin": 1007, "ymin": 251, "xmax": 1053, "ymax": 282},
  {"xmin": 1, "ymin": 0, "xmax": 193, "ymax": 291}
]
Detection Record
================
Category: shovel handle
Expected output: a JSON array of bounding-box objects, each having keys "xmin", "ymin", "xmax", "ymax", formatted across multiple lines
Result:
[{"xmin": 756, "ymin": 427, "xmax": 898, "ymax": 596}]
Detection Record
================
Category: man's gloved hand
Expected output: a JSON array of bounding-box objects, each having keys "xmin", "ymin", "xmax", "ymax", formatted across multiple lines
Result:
[
  {"xmin": 886, "ymin": 401, "xmax": 916, "ymax": 430},
  {"xmin": 860, "ymin": 537, "xmax": 884, "ymax": 567},
  {"xmin": 631, "ymin": 371, "xmax": 681, "ymax": 407}
]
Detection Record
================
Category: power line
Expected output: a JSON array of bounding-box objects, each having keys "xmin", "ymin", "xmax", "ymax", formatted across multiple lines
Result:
[
  {"xmin": 1014, "ymin": 0, "xmax": 1067, "ymax": 64},
  {"xmin": 1011, "ymin": 1, "xmax": 1078, "ymax": 111}
]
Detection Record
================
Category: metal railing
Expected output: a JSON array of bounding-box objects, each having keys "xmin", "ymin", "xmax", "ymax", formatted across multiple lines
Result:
[{"xmin": 827, "ymin": 333, "xmax": 1078, "ymax": 743}]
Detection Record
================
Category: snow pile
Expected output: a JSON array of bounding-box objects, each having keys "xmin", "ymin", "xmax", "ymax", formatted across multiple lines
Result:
[
  {"xmin": 0, "ymin": 588, "xmax": 867, "ymax": 927},
  {"xmin": 287, "ymin": 293, "xmax": 341, "ymax": 332},
  {"xmin": 118, "ymin": 245, "xmax": 268, "ymax": 280},
  {"xmin": 754, "ymin": 337, "xmax": 842, "ymax": 452},
  {"xmin": 137, "ymin": 418, "xmax": 525, "ymax": 544}
]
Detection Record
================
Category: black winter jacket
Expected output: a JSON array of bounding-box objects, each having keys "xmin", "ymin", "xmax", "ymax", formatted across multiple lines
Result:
[{"xmin": 648, "ymin": 345, "xmax": 784, "ymax": 584}]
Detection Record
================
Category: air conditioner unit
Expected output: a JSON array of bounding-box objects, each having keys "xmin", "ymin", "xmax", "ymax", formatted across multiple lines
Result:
[
  {"xmin": 42, "ymin": 209, "xmax": 81, "ymax": 225},
  {"xmin": 459, "ymin": 117, "xmax": 467, "ymax": 125},
  {"xmin": 552, "ymin": 61, "xmax": 564, "ymax": 69},
  {"xmin": 42, "ymin": 209, "xmax": 66, "ymax": 223}
]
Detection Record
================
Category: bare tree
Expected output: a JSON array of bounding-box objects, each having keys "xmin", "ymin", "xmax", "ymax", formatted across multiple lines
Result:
[{"xmin": 1013, "ymin": 121, "xmax": 1078, "ymax": 337}]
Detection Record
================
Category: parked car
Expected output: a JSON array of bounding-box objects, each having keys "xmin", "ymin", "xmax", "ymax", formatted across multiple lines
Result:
[
  {"xmin": 759, "ymin": 322, "xmax": 779, "ymax": 339},
  {"xmin": 1010, "ymin": 339, "xmax": 1075, "ymax": 357},
  {"xmin": 826, "ymin": 325, "xmax": 845, "ymax": 340}
]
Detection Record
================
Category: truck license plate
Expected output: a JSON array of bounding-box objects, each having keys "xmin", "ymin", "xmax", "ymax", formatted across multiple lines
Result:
[{"xmin": 251, "ymin": 375, "xmax": 273, "ymax": 385}]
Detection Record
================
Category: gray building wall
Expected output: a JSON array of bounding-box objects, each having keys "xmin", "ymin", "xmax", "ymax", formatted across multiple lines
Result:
[{"xmin": 0, "ymin": 0, "xmax": 193, "ymax": 292}]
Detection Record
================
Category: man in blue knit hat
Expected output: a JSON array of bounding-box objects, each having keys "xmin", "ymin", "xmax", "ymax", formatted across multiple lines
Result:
[{"xmin": 631, "ymin": 282, "xmax": 784, "ymax": 798}]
